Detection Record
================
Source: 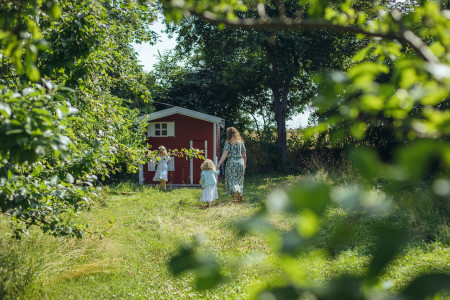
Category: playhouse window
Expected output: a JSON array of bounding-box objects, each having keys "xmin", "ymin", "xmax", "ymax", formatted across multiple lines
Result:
[
  {"xmin": 155, "ymin": 123, "xmax": 168, "ymax": 136},
  {"xmin": 147, "ymin": 122, "xmax": 175, "ymax": 137}
]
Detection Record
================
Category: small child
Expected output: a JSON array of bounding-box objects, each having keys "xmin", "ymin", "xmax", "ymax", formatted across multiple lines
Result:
[
  {"xmin": 199, "ymin": 159, "xmax": 220, "ymax": 208},
  {"xmin": 152, "ymin": 146, "xmax": 170, "ymax": 191}
]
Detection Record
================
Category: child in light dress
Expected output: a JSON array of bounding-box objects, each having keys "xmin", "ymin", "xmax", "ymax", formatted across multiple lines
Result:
[
  {"xmin": 153, "ymin": 146, "xmax": 170, "ymax": 191},
  {"xmin": 199, "ymin": 159, "xmax": 220, "ymax": 208}
]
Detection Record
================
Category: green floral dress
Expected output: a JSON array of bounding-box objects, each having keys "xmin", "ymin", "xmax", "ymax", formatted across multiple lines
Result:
[{"xmin": 223, "ymin": 141, "xmax": 246, "ymax": 195}]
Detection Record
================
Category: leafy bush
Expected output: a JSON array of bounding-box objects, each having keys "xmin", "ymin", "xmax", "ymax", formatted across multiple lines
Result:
[{"xmin": 0, "ymin": 0, "xmax": 155, "ymax": 237}]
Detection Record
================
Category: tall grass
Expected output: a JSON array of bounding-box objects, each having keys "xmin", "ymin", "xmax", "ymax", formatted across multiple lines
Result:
[{"xmin": 0, "ymin": 174, "xmax": 448, "ymax": 299}]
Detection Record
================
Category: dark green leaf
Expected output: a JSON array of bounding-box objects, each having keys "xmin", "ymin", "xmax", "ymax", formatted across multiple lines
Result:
[
  {"xmin": 350, "ymin": 147, "xmax": 380, "ymax": 180},
  {"xmin": 168, "ymin": 244, "xmax": 198, "ymax": 276},
  {"xmin": 195, "ymin": 256, "xmax": 223, "ymax": 290},
  {"xmin": 238, "ymin": 212, "xmax": 273, "ymax": 235},
  {"xmin": 280, "ymin": 230, "xmax": 306, "ymax": 255},
  {"xmin": 257, "ymin": 285, "xmax": 301, "ymax": 300},
  {"xmin": 400, "ymin": 273, "xmax": 450, "ymax": 300},
  {"xmin": 317, "ymin": 275, "xmax": 363, "ymax": 300},
  {"xmin": 367, "ymin": 226, "xmax": 410, "ymax": 278},
  {"xmin": 288, "ymin": 179, "xmax": 331, "ymax": 215}
]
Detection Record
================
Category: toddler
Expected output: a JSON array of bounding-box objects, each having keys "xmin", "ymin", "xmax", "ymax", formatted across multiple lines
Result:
[
  {"xmin": 199, "ymin": 159, "xmax": 220, "ymax": 208},
  {"xmin": 153, "ymin": 146, "xmax": 170, "ymax": 191}
]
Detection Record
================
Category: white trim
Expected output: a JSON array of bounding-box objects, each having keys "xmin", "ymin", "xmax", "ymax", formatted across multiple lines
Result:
[
  {"xmin": 168, "ymin": 156, "xmax": 175, "ymax": 171},
  {"xmin": 148, "ymin": 122, "xmax": 174, "ymax": 137},
  {"xmin": 138, "ymin": 106, "xmax": 225, "ymax": 127},
  {"xmin": 167, "ymin": 122, "xmax": 175, "ymax": 137},
  {"xmin": 213, "ymin": 123, "xmax": 217, "ymax": 165},
  {"xmin": 147, "ymin": 123, "xmax": 153, "ymax": 137},
  {"xmin": 170, "ymin": 184, "xmax": 201, "ymax": 187},
  {"xmin": 190, "ymin": 140, "xmax": 193, "ymax": 185},
  {"xmin": 205, "ymin": 140, "xmax": 208, "ymax": 160},
  {"xmin": 148, "ymin": 161, "xmax": 156, "ymax": 171},
  {"xmin": 139, "ymin": 164, "xmax": 144, "ymax": 185}
]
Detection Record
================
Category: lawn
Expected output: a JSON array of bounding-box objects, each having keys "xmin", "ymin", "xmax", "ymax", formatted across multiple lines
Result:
[{"xmin": 1, "ymin": 174, "xmax": 449, "ymax": 299}]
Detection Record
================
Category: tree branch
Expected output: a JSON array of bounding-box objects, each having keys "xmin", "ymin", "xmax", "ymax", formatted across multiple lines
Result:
[
  {"xmin": 390, "ymin": 10, "xmax": 440, "ymax": 63},
  {"xmin": 397, "ymin": 30, "xmax": 439, "ymax": 63},
  {"xmin": 192, "ymin": 10, "xmax": 398, "ymax": 38},
  {"xmin": 188, "ymin": 9, "xmax": 440, "ymax": 63}
]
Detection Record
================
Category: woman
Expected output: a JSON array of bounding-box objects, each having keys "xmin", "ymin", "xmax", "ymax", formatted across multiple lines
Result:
[{"xmin": 216, "ymin": 127, "xmax": 247, "ymax": 202}]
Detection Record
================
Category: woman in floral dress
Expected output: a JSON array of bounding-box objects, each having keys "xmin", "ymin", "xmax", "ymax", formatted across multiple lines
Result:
[{"xmin": 216, "ymin": 127, "xmax": 247, "ymax": 202}]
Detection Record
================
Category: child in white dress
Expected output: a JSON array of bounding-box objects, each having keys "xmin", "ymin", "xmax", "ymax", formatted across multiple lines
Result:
[
  {"xmin": 153, "ymin": 146, "xmax": 170, "ymax": 191},
  {"xmin": 199, "ymin": 159, "xmax": 220, "ymax": 208}
]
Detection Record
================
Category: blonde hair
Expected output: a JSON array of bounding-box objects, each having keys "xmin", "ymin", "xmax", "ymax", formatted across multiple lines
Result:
[
  {"xmin": 201, "ymin": 159, "xmax": 216, "ymax": 171},
  {"xmin": 158, "ymin": 145, "xmax": 168, "ymax": 157},
  {"xmin": 226, "ymin": 127, "xmax": 244, "ymax": 145}
]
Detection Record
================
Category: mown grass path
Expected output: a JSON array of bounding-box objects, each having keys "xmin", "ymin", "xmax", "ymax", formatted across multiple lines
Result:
[{"xmin": 1, "ymin": 175, "xmax": 449, "ymax": 299}]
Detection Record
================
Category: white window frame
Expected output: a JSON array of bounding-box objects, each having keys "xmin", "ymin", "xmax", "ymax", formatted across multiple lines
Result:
[
  {"xmin": 139, "ymin": 164, "xmax": 144, "ymax": 184},
  {"xmin": 154, "ymin": 122, "xmax": 169, "ymax": 137},
  {"xmin": 147, "ymin": 122, "xmax": 175, "ymax": 137}
]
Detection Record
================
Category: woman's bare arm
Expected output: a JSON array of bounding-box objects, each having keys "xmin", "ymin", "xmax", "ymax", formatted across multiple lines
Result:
[
  {"xmin": 216, "ymin": 150, "xmax": 228, "ymax": 169},
  {"xmin": 242, "ymin": 151, "xmax": 247, "ymax": 170}
]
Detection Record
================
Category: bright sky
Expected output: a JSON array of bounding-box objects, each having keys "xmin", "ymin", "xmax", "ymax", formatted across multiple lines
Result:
[
  {"xmin": 133, "ymin": 21, "xmax": 177, "ymax": 72},
  {"xmin": 132, "ymin": 20, "xmax": 311, "ymax": 128}
]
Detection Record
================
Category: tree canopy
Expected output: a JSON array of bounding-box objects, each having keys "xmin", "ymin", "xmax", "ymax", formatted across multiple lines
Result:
[
  {"xmin": 158, "ymin": 1, "xmax": 363, "ymax": 162},
  {"xmin": 0, "ymin": 0, "xmax": 157, "ymax": 237}
]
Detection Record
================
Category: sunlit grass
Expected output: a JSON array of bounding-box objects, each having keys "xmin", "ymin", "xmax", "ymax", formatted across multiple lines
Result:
[{"xmin": 0, "ymin": 175, "xmax": 448, "ymax": 299}]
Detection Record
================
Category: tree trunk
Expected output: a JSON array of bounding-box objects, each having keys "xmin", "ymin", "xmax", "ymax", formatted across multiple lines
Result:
[
  {"xmin": 274, "ymin": 95, "xmax": 287, "ymax": 163},
  {"xmin": 268, "ymin": 45, "xmax": 290, "ymax": 164}
]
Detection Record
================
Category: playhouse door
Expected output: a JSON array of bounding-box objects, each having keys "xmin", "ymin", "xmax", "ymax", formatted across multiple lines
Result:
[{"xmin": 192, "ymin": 140, "xmax": 205, "ymax": 184}]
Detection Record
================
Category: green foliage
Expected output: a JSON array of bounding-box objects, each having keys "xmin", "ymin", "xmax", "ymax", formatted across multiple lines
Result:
[
  {"xmin": 161, "ymin": 2, "xmax": 360, "ymax": 161},
  {"xmin": 0, "ymin": 0, "xmax": 157, "ymax": 236},
  {"xmin": 168, "ymin": 236, "xmax": 223, "ymax": 290},
  {"xmin": 171, "ymin": 176, "xmax": 449, "ymax": 299},
  {"xmin": 0, "ymin": 83, "xmax": 73, "ymax": 163},
  {"xmin": 0, "ymin": 0, "xmax": 53, "ymax": 81},
  {"xmin": 163, "ymin": 0, "xmax": 450, "ymax": 299}
]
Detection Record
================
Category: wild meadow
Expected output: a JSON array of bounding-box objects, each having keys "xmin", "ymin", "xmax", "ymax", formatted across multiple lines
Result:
[{"xmin": 1, "ymin": 173, "xmax": 448, "ymax": 299}]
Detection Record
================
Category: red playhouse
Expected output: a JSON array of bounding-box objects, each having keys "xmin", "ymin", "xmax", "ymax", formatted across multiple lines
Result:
[{"xmin": 138, "ymin": 106, "xmax": 225, "ymax": 187}]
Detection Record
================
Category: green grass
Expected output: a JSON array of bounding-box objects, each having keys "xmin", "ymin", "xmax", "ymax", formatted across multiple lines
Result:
[{"xmin": 0, "ymin": 175, "xmax": 449, "ymax": 299}]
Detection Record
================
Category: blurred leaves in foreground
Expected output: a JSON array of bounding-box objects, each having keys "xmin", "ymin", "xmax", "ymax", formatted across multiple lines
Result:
[{"xmin": 167, "ymin": 0, "xmax": 450, "ymax": 298}]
